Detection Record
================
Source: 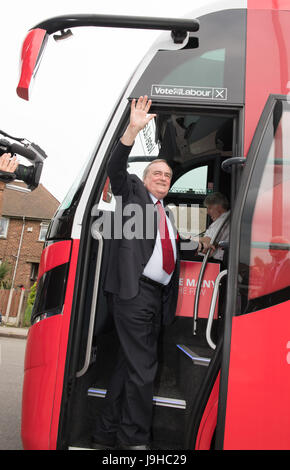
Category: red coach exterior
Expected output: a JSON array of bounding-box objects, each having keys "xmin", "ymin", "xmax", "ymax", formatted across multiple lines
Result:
[{"xmin": 18, "ymin": 1, "xmax": 290, "ymax": 450}]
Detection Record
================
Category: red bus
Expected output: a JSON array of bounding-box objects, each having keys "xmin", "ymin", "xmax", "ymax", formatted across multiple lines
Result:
[{"xmin": 18, "ymin": 1, "xmax": 290, "ymax": 450}]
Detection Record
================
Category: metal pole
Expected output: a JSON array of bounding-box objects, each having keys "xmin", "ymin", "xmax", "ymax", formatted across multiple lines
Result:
[
  {"xmin": 16, "ymin": 288, "xmax": 25, "ymax": 327},
  {"xmin": 0, "ymin": 181, "xmax": 5, "ymax": 216},
  {"xmin": 5, "ymin": 216, "xmax": 25, "ymax": 322}
]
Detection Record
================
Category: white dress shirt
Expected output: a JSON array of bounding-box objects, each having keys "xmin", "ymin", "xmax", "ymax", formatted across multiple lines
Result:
[
  {"xmin": 204, "ymin": 210, "xmax": 230, "ymax": 260},
  {"xmin": 142, "ymin": 193, "xmax": 177, "ymax": 285}
]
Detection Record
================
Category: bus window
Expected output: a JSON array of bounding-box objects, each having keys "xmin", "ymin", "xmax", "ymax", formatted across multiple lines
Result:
[
  {"xmin": 153, "ymin": 48, "xmax": 226, "ymax": 90},
  {"xmin": 238, "ymin": 100, "xmax": 290, "ymax": 313},
  {"xmin": 170, "ymin": 166, "xmax": 208, "ymax": 194},
  {"xmin": 130, "ymin": 9, "xmax": 246, "ymax": 104},
  {"xmin": 169, "ymin": 166, "xmax": 208, "ymax": 237}
]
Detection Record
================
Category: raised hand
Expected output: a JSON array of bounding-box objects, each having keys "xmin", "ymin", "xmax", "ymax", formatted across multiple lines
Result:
[
  {"xmin": 129, "ymin": 95, "xmax": 156, "ymax": 132},
  {"xmin": 121, "ymin": 95, "xmax": 156, "ymax": 146}
]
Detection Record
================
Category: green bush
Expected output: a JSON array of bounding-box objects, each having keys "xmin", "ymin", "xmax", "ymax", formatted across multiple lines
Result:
[
  {"xmin": 23, "ymin": 282, "xmax": 37, "ymax": 327},
  {"xmin": 27, "ymin": 282, "xmax": 37, "ymax": 306},
  {"xmin": 23, "ymin": 304, "xmax": 33, "ymax": 327}
]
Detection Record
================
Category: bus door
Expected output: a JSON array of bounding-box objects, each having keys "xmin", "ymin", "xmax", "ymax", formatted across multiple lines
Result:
[
  {"xmin": 216, "ymin": 95, "xmax": 290, "ymax": 450},
  {"xmin": 62, "ymin": 104, "xmax": 239, "ymax": 451}
]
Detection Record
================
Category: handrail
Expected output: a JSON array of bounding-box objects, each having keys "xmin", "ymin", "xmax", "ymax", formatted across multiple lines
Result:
[
  {"xmin": 206, "ymin": 270, "xmax": 227, "ymax": 349},
  {"xmin": 33, "ymin": 14, "xmax": 200, "ymax": 44},
  {"xmin": 76, "ymin": 227, "xmax": 103, "ymax": 378},
  {"xmin": 193, "ymin": 211, "xmax": 230, "ymax": 335},
  {"xmin": 193, "ymin": 249, "xmax": 210, "ymax": 335}
]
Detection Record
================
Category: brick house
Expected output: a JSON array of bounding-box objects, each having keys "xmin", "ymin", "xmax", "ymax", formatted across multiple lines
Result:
[{"xmin": 0, "ymin": 182, "xmax": 60, "ymax": 290}]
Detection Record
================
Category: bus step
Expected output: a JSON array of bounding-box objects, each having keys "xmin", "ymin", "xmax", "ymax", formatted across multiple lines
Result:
[
  {"xmin": 69, "ymin": 446, "xmax": 95, "ymax": 450},
  {"xmin": 176, "ymin": 344, "xmax": 211, "ymax": 366},
  {"xmin": 88, "ymin": 387, "xmax": 186, "ymax": 410}
]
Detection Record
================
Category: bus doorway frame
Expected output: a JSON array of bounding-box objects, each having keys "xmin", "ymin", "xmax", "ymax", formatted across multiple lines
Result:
[{"xmin": 57, "ymin": 101, "xmax": 244, "ymax": 450}]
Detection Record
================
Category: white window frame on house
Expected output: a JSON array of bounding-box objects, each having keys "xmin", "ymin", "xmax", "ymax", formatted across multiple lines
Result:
[
  {"xmin": 0, "ymin": 217, "xmax": 9, "ymax": 238},
  {"xmin": 38, "ymin": 221, "xmax": 49, "ymax": 242}
]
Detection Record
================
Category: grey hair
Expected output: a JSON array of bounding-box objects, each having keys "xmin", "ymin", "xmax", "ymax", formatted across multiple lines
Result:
[
  {"xmin": 204, "ymin": 192, "xmax": 229, "ymax": 210},
  {"xmin": 142, "ymin": 159, "xmax": 173, "ymax": 181}
]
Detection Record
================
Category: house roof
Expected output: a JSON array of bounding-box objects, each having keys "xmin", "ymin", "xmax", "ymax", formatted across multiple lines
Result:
[{"xmin": 1, "ymin": 182, "xmax": 60, "ymax": 220}]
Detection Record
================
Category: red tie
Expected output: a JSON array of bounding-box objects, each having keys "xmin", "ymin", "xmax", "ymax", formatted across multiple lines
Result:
[{"xmin": 156, "ymin": 200, "xmax": 175, "ymax": 274}]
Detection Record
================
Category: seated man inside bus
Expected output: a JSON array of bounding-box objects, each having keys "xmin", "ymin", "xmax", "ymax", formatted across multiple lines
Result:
[{"xmin": 197, "ymin": 192, "xmax": 230, "ymax": 262}]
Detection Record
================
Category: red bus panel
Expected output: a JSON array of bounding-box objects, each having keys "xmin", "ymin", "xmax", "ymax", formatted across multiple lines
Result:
[
  {"xmin": 38, "ymin": 240, "xmax": 72, "ymax": 281},
  {"xmin": 21, "ymin": 239, "xmax": 80, "ymax": 450},
  {"xmin": 244, "ymin": 5, "xmax": 290, "ymax": 155},
  {"xmin": 22, "ymin": 315, "xmax": 62, "ymax": 449},
  {"xmin": 224, "ymin": 303, "xmax": 290, "ymax": 449}
]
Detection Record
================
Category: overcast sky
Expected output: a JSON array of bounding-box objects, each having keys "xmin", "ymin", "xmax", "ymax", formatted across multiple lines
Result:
[{"xmin": 1, "ymin": 0, "xmax": 217, "ymax": 202}]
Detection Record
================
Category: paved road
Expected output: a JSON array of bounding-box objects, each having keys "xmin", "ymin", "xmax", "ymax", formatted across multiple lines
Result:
[{"xmin": 0, "ymin": 337, "xmax": 26, "ymax": 450}]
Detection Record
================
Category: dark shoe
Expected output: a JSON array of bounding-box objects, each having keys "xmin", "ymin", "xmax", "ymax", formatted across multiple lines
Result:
[
  {"xmin": 118, "ymin": 442, "xmax": 150, "ymax": 450},
  {"xmin": 91, "ymin": 437, "xmax": 115, "ymax": 450}
]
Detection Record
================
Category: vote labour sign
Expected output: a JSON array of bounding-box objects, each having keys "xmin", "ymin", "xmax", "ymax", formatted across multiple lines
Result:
[{"xmin": 176, "ymin": 261, "xmax": 220, "ymax": 319}]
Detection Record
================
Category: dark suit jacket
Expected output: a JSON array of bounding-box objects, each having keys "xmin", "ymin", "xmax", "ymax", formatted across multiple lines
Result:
[
  {"xmin": 103, "ymin": 139, "xmax": 180, "ymax": 325},
  {"xmin": 264, "ymin": 257, "xmax": 290, "ymax": 294}
]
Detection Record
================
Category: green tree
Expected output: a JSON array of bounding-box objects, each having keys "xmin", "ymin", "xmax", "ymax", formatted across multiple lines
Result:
[
  {"xmin": 27, "ymin": 282, "xmax": 37, "ymax": 306},
  {"xmin": 0, "ymin": 261, "xmax": 11, "ymax": 289}
]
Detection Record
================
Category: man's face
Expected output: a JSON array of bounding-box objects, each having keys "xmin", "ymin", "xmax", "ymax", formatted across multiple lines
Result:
[
  {"xmin": 143, "ymin": 162, "xmax": 172, "ymax": 200},
  {"xmin": 269, "ymin": 236, "xmax": 289, "ymax": 262},
  {"xmin": 206, "ymin": 204, "xmax": 225, "ymax": 222}
]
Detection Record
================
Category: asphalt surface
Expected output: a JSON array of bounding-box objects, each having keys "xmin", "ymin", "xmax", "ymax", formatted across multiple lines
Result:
[{"xmin": 0, "ymin": 336, "xmax": 26, "ymax": 450}]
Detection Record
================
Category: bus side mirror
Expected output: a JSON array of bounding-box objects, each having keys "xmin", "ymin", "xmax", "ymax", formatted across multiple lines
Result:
[{"xmin": 17, "ymin": 28, "xmax": 49, "ymax": 101}]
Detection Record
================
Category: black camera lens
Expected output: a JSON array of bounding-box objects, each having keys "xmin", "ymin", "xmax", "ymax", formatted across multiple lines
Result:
[{"xmin": 15, "ymin": 164, "xmax": 37, "ymax": 189}]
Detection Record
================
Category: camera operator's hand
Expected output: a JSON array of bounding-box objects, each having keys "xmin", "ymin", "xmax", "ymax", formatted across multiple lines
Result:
[{"xmin": 0, "ymin": 153, "xmax": 18, "ymax": 173}]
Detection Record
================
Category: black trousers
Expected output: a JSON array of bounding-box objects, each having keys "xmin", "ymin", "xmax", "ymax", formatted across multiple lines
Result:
[{"xmin": 93, "ymin": 279, "xmax": 163, "ymax": 446}]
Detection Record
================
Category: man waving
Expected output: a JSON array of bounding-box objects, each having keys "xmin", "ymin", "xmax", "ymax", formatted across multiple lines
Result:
[{"xmin": 92, "ymin": 96, "xmax": 197, "ymax": 450}]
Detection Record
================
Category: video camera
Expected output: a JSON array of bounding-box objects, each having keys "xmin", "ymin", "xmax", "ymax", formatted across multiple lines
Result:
[{"xmin": 0, "ymin": 130, "xmax": 47, "ymax": 190}]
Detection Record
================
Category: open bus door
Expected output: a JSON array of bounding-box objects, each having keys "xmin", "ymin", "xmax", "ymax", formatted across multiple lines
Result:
[{"xmin": 216, "ymin": 94, "xmax": 290, "ymax": 450}]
